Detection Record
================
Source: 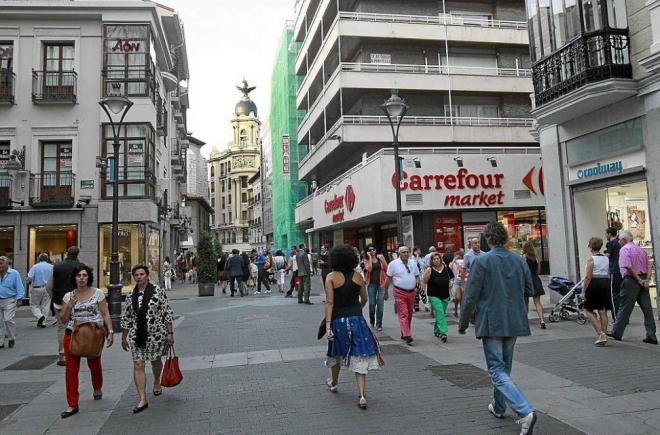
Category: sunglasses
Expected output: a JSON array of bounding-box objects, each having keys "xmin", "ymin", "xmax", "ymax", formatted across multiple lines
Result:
[{"xmin": 368, "ymin": 248, "xmax": 376, "ymax": 251}]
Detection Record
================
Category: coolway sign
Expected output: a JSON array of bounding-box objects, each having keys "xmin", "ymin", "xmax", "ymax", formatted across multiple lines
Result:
[{"xmin": 568, "ymin": 150, "xmax": 645, "ymax": 183}]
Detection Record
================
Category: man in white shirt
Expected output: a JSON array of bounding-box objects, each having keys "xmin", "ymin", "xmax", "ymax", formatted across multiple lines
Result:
[
  {"xmin": 423, "ymin": 246, "xmax": 436, "ymax": 268},
  {"xmin": 27, "ymin": 253, "xmax": 53, "ymax": 328},
  {"xmin": 387, "ymin": 245, "xmax": 420, "ymax": 344}
]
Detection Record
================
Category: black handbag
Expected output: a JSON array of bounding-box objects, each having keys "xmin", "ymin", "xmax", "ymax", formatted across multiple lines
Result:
[{"xmin": 317, "ymin": 318, "xmax": 326, "ymax": 340}]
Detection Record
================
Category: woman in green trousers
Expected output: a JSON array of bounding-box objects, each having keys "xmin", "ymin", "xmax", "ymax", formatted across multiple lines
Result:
[{"xmin": 423, "ymin": 253, "xmax": 454, "ymax": 342}]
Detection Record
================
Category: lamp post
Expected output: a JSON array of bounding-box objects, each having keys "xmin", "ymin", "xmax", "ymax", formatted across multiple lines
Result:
[
  {"xmin": 99, "ymin": 96, "xmax": 133, "ymax": 332},
  {"xmin": 381, "ymin": 90, "xmax": 408, "ymax": 247}
]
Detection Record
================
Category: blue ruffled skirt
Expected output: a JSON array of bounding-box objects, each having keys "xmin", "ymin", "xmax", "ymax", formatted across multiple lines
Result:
[{"xmin": 326, "ymin": 315, "xmax": 379, "ymax": 374}]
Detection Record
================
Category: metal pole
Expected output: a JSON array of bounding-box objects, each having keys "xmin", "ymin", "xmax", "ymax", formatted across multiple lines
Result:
[
  {"xmin": 393, "ymin": 139, "xmax": 404, "ymax": 246},
  {"xmin": 107, "ymin": 136, "xmax": 122, "ymax": 332}
]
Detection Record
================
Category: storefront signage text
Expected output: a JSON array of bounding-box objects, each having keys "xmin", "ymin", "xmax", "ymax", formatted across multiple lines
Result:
[
  {"xmin": 576, "ymin": 160, "xmax": 623, "ymax": 180},
  {"xmin": 324, "ymin": 185, "xmax": 356, "ymax": 223},
  {"xmin": 282, "ymin": 135, "xmax": 290, "ymax": 174},
  {"xmin": 111, "ymin": 40, "xmax": 141, "ymax": 52},
  {"xmin": 392, "ymin": 168, "xmax": 506, "ymax": 207}
]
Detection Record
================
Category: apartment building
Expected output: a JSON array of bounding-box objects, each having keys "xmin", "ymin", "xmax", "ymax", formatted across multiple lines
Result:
[
  {"xmin": 524, "ymin": 0, "xmax": 658, "ymax": 301},
  {"xmin": 0, "ymin": 0, "xmax": 190, "ymax": 290},
  {"xmin": 293, "ymin": 0, "xmax": 548, "ymax": 267}
]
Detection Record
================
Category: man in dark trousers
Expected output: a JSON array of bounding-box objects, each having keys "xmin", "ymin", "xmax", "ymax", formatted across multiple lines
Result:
[
  {"xmin": 47, "ymin": 246, "xmax": 82, "ymax": 366},
  {"xmin": 296, "ymin": 243, "xmax": 312, "ymax": 304},
  {"xmin": 319, "ymin": 245, "xmax": 331, "ymax": 286},
  {"xmin": 225, "ymin": 249, "xmax": 246, "ymax": 297},
  {"xmin": 604, "ymin": 227, "xmax": 622, "ymax": 321}
]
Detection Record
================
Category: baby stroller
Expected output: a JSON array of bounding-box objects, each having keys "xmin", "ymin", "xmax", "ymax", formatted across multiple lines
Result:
[{"xmin": 547, "ymin": 277, "xmax": 587, "ymax": 325}]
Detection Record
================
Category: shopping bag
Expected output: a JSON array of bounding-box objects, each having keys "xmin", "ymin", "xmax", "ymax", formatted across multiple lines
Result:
[{"xmin": 161, "ymin": 346, "xmax": 183, "ymax": 387}]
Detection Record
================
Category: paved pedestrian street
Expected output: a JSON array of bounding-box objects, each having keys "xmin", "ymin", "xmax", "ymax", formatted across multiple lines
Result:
[{"xmin": 1, "ymin": 276, "xmax": 659, "ymax": 434}]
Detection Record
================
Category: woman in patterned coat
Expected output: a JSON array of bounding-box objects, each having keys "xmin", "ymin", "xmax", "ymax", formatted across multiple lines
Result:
[{"xmin": 121, "ymin": 264, "xmax": 174, "ymax": 414}]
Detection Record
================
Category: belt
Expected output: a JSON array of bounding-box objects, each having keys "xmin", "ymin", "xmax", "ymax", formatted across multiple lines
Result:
[
  {"xmin": 395, "ymin": 287, "xmax": 416, "ymax": 292},
  {"xmin": 32, "ymin": 286, "xmax": 46, "ymax": 289}
]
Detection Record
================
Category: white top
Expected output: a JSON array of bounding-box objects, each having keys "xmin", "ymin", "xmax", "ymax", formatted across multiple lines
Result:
[
  {"xmin": 273, "ymin": 255, "xmax": 286, "ymax": 270},
  {"xmin": 62, "ymin": 288, "xmax": 105, "ymax": 330},
  {"xmin": 386, "ymin": 258, "xmax": 419, "ymax": 291},
  {"xmin": 249, "ymin": 263, "xmax": 258, "ymax": 274},
  {"xmin": 591, "ymin": 255, "xmax": 610, "ymax": 278}
]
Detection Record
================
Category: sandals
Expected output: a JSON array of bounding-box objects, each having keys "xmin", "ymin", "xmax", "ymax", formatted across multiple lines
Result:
[
  {"xmin": 153, "ymin": 389, "xmax": 163, "ymax": 396},
  {"xmin": 358, "ymin": 396, "xmax": 368, "ymax": 410},
  {"xmin": 326, "ymin": 379, "xmax": 338, "ymax": 393}
]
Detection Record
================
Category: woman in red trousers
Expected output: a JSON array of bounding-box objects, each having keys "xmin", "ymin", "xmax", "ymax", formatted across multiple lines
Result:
[{"xmin": 58, "ymin": 264, "xmax": 113, "ymax": 418}]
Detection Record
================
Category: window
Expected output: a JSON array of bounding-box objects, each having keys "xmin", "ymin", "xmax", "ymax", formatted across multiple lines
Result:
[
  {"xmin": 242, "ymin": 192, "xmax": 248, "ymax": 203},
  {"xmin": 210, "ymin": 181, "xmax": 215, "ymax": 194},
  {"xmin": 221, "ymin": 180, "xmax": 225, "ymax": 192},
  {"xmin": 102, "ymin": 124, "xmax": 155, "ymax": 198},
  {"xmin": 228, "ymin": 194, "xmax": 232, "ymax": 205},
  {"xmin": 40, "ymin": 141, "xmax": 73, "ymax": 198},
  {"xmin": 240, "ymin": 176, "xmax": 248, "ymax": 188},
  {"xmin": 103, "ymin": 24, "xmax": 154, "ymax": 98},
  {"xmin": 42, "ymin": 42, "xmax": 75, "ymax": 97},
  {"xmin": 0, "ymin": 42, "xmax": 13, "ymax": 100},
  {"xmin": 566, "ymin": 117, "xmax": 643, "ymax": 165},
  {"xmin": 210, "ymin": 166, "xmax": 215, "ymax": 177},
  {"xmin": 242, "ymin": 211, "xmax": 248, "ymax": 221},
  {"xmin": 239, "ymin": 130, "xmax": 248, "ymax": 146},
  {"xmin": 222, "ymin": 197, "xmax": 225, "ymax": 208},
  {"xmin": 98, "ymin": 223, "xmax": 145, "ymax": 291},
  {"xmin": 0, "ymin": 141, "xmax": 9, "ymax": 169}
]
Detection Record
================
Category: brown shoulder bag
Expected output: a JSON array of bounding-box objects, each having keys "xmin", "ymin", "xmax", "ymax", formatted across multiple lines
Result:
[{"xmin": 70, "ymin": 321, "xmax": 106, "ymax": 359}]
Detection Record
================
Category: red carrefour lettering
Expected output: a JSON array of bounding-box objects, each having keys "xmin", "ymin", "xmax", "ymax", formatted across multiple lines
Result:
[
  {"xmin": 395, "ymin": 168, "xmax": 504, "ymax": 192},
  {"xmin": 324, "ymin": 194, "xmax": 345, "ymax": 214}
]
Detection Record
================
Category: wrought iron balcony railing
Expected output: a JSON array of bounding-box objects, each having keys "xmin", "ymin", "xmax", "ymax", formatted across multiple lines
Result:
[
  {"xmin": 0, "ymin": 174, "xmax": 12, "ymax": 210},
  {"xmin": 102, "ymin": 61, "xmax": 156, "ymax": 101},
  {"xmin": 29, "ymin": 171, "xmax": 75, "ymax": 207},
  {"xmin": 532, "ymin": 29, "xmax": 632, "ymax": 107},
  {"xmin": 32, "ymin": 70, "xmax": 77, "ymax": 103},
  {"xmin": 157, "ymin": 94, "xmax": 168, "ymax": 137},
  {"xmin": 0, "ymin": 70, "xmax": 15, "ymax": 104}
]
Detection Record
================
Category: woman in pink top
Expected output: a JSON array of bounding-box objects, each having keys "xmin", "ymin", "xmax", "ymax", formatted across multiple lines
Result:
[{"xmin": 362, "ymin": 245, "xmax": 389, "ymax": 331}]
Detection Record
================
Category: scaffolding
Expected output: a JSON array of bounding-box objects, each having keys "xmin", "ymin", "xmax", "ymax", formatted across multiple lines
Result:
[{"xmin": 269, "ymin": 23, "xmax": 308, "ymax": 249}]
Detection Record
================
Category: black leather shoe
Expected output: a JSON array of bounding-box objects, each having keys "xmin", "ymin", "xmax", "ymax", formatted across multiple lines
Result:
[
  {"xmin": 133, "ymin": 403, "xmax": 149, "ymax": 414},
  {"xmin": 61, "ymin": 408, "xmax": 79, "ymax": 419},
  {"xmin": 8, "ymin": 340, "xmax": 14, "ymax": 348},
  {"xmin": 606, "ymin": 332, "xmax": 621, "ymax": 341},
  {"xmin": 298, "ymin": 300, "xmax": 304, "ymax": 304},
  {"xmin": 643, "ymin": 337, "xmax": 658, "ymax": 345},
  {"xmin": 37, "ymin": 316, "xmax": 45, "ymax": 328},
  {"xmin": 304, "ymin": 301, "xmax": 314, "ymax": 305},
  {"xmin": 404, "ymin": 336, "xmax": 413, "ymax": 345}
]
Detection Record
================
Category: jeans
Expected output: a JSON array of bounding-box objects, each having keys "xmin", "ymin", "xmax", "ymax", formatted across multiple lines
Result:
[
  {"xmin": 0, "ymin": 297, "xmax": 17, "ymax": 342},
  {"xmin": 367, "ymin": 284, "xmax": 385, "ymax": 328},
  {"xmin": 428, "ymin": 296, "xmax": 449, "ymax": 335},
  {"xmin": 482, "ymin": 337, "xmax": 534, "ymax": 418},
  {"xmin": 229, "ymin": 275, "xmax": 245, "ymax": 296},
  {"xmin": 611, "ymin": 276, "xmax": 657, "ymax": 340},
  {"xmin": 30, "ymin": 287, "xmax": 51, "ymax": 320}
]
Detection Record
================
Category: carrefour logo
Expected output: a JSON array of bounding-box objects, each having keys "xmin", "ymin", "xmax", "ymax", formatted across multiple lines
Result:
[{"xmin": 576, "ymin": 160, "xmax": 623, "ymax": 180}]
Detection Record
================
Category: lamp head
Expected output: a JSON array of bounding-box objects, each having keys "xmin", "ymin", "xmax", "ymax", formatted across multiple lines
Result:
[
  {"xmin": 99, "ymin": 96, "xmax": 133, "ymax": 117},
  {"xmin": 381, "ymin": 90, "xmax": 408, "ymax": 118}
]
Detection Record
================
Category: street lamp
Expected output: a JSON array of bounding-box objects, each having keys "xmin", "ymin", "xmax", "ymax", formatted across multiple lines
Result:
[
  {"xmin": 99, "ymin": 96, "xmax": 133, "ymax": 332},
  {"xmin": 381, "ymin": 90, "xmax": 408, "ymax": 247}
]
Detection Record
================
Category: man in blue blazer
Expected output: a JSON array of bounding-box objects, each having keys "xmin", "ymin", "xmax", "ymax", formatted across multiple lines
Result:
[{"xmin": 459, "ymin": 221, "xmax": 537, "ymax": 435}]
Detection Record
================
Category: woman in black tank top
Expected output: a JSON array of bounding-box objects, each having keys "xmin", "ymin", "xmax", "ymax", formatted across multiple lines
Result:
[
  {"xmin": 324, "ymin": 245, "xmax": 381, "ymax": 410},
  {"xmin": 422, "ymin": 253, "xmax": 454, "ymax": 342}
]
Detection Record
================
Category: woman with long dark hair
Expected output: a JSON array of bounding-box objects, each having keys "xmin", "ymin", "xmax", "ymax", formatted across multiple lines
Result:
[
  {"xmin": 59, "ymin": 265, "xmax": 113, "ymax": 418},
  {"xmin": 522, "ymin": 241, "xmax": 546, "ymax": 329},
  {"xmin": 324, "ymin": 245, "xmax": 380, "ymax": 409},
  {"xmin": 121, "ymin": 264, "xmax": 174, "ymax": 414}
]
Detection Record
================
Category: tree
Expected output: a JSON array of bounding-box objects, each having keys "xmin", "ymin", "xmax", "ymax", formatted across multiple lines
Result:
[{"xmin": 196, "ymin": 231, "xmax": 216, "ymax": 284}]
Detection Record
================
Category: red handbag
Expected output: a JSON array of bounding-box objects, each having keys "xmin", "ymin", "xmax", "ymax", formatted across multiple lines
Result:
[{"xmin": 161, "ymin": 346, "xmax": 183, "ymax": 388}]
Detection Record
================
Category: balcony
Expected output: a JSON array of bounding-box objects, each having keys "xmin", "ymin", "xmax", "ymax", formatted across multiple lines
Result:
[
  {"xmin": 0, "ymin": 174, "xmax": 12, "ymax": 210},
  {"xmin": 32, "ymin": 70, "xmax": 77, "ymax": 104},
  {"xmin": 0, "ymin": 70, "xmax": 15, "ymax": 104},
  {"xmin": 29, "ymin": 172, "xmax": 75, "ymax": 208},
  {"xmin": 102, "ymin": 62, "xmax": 156, "ymax": 100},
  {"xmin": 532, "ymin": 29, "xmax": 632, "ymax": 107}
]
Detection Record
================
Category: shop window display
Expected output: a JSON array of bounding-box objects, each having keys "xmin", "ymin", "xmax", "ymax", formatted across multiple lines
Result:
[
  {"xmin": 498, "ymin": 210, "xmax": 549, "ymax": 273},
  {"xmin": 99, "ymin": 223, "xmax": 145, "ymax": 292}
]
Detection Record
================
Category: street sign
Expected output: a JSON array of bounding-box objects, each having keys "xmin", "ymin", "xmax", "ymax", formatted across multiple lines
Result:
[{"xmin": 80, "ymin": 179, "xmax": 94, "ymax": 189}]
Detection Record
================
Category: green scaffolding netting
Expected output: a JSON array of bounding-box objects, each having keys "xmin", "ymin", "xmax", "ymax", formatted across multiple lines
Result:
[{"xmin": 269, "ymin": 24, "xmax": 308, "ymax": 249}]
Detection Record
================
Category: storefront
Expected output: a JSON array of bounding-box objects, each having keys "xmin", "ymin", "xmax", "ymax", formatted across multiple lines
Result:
[
  {"xmin": 28, "ymin": 224, "xmax": 77, "ymax": 268},
  {"xmin": 302, "ymin": 148, "xmax": 548, "ymax": 263},
  {"xmin": 568, "ymin": 138, "xmax": 655, "ymax": 305},
  {"xmin": 0, "ymin": 226, "xmax": 14, "ymax": 262},
  {"xmin": 98, "ymin": 223, "xmax": 147, "ymax": 293}
]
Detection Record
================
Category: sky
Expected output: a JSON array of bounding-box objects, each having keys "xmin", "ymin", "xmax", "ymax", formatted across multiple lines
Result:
[{"xmin": 162, "ymin": 0, "xmax": 297, "ymax": 157}]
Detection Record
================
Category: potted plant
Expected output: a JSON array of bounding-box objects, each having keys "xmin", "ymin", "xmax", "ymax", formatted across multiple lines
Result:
[{"xmin": 196, "ymin": 231, "xmax": 216, "ymax": 296}]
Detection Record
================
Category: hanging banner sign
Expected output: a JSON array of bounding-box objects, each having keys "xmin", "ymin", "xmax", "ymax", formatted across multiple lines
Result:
[
  {"xmin": 128, "ymin": 143, "xmax": 144, "ymax": 165},
  {"xmin": 282, "ymin": 135, "xmax": 290, "ymax": 174}
]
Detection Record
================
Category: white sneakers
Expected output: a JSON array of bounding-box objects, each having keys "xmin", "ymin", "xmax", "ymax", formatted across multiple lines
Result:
[
  {"xmin": 517, "ymin": 411, "xmax": 537, "ymax": 435},
  {"xmin": 595, "ymin": 333, "xmax": 607, "ymax": 346},
  {"xmin": 266, "ymin": 290, "xmax": 272, "ymax": 294},
  {"xmin": 488, "ymin": 403, "xmax": 504, "ymax": 419}
]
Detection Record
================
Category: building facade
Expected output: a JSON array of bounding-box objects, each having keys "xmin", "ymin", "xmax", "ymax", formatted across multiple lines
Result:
[
  {"xmin": 179, "ymin": 136, "xmax": 213, "ymax": 252},
  {"xmin": 247, "ymin": 170, "xmax": 264, "ymax": 251},
  {"xmin": 209, "ymin": 81, "xmax": 261, "ymax": 252},
  {"xmin": 525, "ymin": 0, "xmax": 658, "ymax": 303},
  {"xmin": 261, "ymin": 120, "xmax": 274, "ymax": 247},
  {"xmin": 0, "ymin": 0, "xmax": 190, "ymax": 291},
  {"xmin": 269, "ymin": 22, "xmax": 308, "ymax": 250},
  {"xmin": 292, "ymin": 0, "xmax": 548, "ymax": 267}
]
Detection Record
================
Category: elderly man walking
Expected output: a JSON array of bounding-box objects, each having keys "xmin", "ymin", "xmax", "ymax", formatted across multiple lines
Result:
[
  {"xmin": 608, "ymin": 230, "xmax": 657, "ymax": 344},
  {"xmin": 296, "ymin": 243, "xmax": 313, "ymax": 305},
  {"xmin": 387, "ymin": 245, "xmax": 419, "ymax": 344},
  {"xmin": 459, "ymin": 222, "xmax": 537, "ymax": 435},
  {"xmin": 0, "ymin": 256, "xmax": 25, "ymax": 349},
  {"xmin": 27, "ymin": 253, "xmax": 53, "ymax": 328}
]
